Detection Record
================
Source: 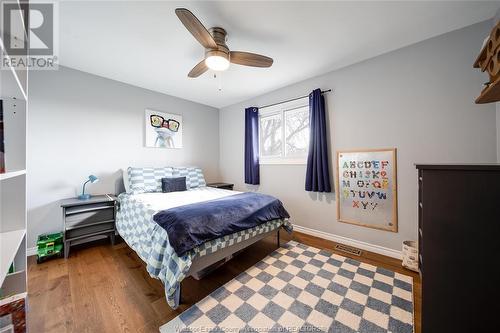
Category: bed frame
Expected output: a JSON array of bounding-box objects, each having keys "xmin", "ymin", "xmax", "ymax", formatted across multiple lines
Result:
[
  {"xmin": 115, "ymin": 176, "xmax": 283, "ymax": 306},
  {"xmin": 175, "ymin": 228, "xmax": 281, "ymax": 305}
]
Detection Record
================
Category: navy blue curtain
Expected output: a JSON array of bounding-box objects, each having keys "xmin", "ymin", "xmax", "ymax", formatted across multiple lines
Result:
[
  {"xmin": 305, "ymin": 89, "xmax": 331, "ymax": 192},
  {"xmin": 244, "ymin": 107, "xmax": 260, "ymax": 185}
]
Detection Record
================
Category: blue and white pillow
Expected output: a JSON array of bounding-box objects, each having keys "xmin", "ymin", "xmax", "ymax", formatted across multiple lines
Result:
[
  {"xmin": 127, "ymin": 167, "xmax": 174, "ymax": 194},
  {"xmin": 172, "ymin": 167, "xmax": 206, "ymax": 189}
]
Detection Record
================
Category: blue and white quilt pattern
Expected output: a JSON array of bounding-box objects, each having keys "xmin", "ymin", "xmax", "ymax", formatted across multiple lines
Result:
[{"xmin": 116, "ymin": 190, "xmax": 291, "ymax": 309}]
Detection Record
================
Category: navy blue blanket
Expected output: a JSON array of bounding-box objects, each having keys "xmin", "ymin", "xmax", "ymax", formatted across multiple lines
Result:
[{"xmin": 153, "ymin": 192, "xmax": 290, "ymax": 256}]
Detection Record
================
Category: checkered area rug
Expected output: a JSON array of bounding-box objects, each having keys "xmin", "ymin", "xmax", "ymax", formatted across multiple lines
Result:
[{"xmin": 160, "ymin": 241, "xmax": 414, "ymax": 333}]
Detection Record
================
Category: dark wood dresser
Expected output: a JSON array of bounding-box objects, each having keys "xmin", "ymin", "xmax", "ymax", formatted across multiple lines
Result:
[{"xmin": 416, "ymin": 164, "xmax": 499, "ymax": 333}]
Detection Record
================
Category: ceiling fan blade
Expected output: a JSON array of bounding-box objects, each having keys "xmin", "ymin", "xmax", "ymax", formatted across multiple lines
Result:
[
  {"xmin": 175, "ymin": 8, "xmax": 217, "ymax": 49},
  {"xmin": 188, "ymin": 59, "xmax": 209, "ymax": 78},
  {"xmin": 230, "ymin": 51, "xmax": 273, "ymax": 68}
]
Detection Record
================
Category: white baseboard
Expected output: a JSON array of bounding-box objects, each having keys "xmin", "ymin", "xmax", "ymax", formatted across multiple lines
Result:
[
  {"xmin": 27, "ymin": 227, "xmax": 402, "ymax": 260},
  {"xmin": 292, "ymin": 224, "xmax": 402, "ymax": 260},
  {"xmin": 27, "ymin": 247, "xmax": 37, "ymax": 257}
]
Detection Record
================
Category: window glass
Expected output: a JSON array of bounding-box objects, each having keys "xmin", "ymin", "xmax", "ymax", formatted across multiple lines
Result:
[
  {"xmin": 259, "ymin": 114, "xmax": 282, "ymax": 157},
  {"xmin": 285, "ymin": 107, "xmax": 309, "ymax": 157}
]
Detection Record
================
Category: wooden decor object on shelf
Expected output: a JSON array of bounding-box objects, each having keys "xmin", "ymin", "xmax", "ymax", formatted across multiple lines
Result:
[
  {"xmin": 474, "ymin": 21, "xmax": 500, "ymax": 103},
  {"xmin": 475, "ymin": 24, "xmax": 500, "ymax": 71}
]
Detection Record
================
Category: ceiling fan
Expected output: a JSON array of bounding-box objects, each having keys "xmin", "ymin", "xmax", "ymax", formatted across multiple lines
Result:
[{"xmin": 175, "ymin": 8, "xmax": 274, "ymax": 78}]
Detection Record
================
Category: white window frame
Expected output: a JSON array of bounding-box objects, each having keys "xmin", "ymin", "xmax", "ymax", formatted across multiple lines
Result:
[{"xmin": 259, "ymin": 97, "xmax": 309, "ymax": 165}]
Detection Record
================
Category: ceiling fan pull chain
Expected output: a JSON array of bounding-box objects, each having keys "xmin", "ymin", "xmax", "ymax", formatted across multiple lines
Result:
[{"xmin": 213, "ymin": 73, "xmax": 223, "ymax": 92}]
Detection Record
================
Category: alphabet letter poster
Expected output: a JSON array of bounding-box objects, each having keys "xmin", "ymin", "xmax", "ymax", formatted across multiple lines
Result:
[{"xmin": 336, "ymin": 149, "xmax": 398, "ymax": 232}]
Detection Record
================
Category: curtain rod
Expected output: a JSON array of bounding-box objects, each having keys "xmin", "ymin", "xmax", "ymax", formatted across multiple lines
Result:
[{"xmin": 259, "ymin": 89, "xmax": 332, "ymax": 109}]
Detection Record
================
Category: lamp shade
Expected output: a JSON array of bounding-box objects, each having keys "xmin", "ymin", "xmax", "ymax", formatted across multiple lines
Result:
[{"xmin": 88, "ymin": 175, "xmax": 99, "ymax": 183}]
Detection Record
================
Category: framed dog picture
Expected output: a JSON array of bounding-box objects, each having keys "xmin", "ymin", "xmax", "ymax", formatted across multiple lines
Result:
[
  {"xmin": 145, "ymin": 109, "xmax": 183, "ymax": 149},
  {"xmin": 336, "ymin": 148, "xmax": 398, "ymax": 232}
]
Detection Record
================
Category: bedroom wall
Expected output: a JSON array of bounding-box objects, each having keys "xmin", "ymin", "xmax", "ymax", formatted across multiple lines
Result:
[
  {"xmin": 27, "ymin": 66, "xmax": 219, "ymax": 248},
  {"xmin": 219, "ymin": 21, "xmax": 497, "ymax": 255}
]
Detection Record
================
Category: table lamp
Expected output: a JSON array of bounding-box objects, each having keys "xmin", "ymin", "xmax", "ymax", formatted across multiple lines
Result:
[{"xmin": 78, "ymin": 175, "xmax": 99, "ymax": 200}]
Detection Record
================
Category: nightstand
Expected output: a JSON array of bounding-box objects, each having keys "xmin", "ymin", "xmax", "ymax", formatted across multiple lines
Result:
[
  {"xmin": 60, "ymin": 194, "xmax": 117, "ymax": 258},
  {"xmin": 207, "ymin": 182, "xmax": 234, "ymax": 190}
]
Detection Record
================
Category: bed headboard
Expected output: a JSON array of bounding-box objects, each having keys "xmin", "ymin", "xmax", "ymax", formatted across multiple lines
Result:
[{"xmin": 114, "ymin": 169, "xmax": 126, "ymax": 195}]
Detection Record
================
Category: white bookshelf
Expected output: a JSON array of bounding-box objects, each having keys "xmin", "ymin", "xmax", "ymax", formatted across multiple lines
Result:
[{"xmin": 0, "ymin": 0, "xmax": 28, "ymax": 312}]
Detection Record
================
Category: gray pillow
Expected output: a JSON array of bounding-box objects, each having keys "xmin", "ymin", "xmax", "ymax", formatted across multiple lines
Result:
[{"xmin": 162, "ymin": 177, "xmax": 187, "ymax": 193}]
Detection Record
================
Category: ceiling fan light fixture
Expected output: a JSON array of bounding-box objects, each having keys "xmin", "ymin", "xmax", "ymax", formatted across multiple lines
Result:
[
  {"xmin": 204, "ymin": 49, "xmax": 230, "ymax": 71},
  {"xmin": 205, "ymin": 55, "xmax": 230, "ymax": 71}
]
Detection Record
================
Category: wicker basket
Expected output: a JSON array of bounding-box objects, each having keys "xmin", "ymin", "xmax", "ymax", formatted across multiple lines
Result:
[{"xmin": 402, "ymin": 240, "xmax": 418, "ymax": 272}]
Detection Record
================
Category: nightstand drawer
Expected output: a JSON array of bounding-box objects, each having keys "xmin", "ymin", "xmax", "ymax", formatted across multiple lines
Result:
[
  {"xmin": 65, "ymin": 207, "xmax": 114, "ymax": 228},
  {"xmin": 66, "ymin": 221, "xmax": 115, "ymax": 240},
  {"xmin": 66, "ymin": 202, "xmax": 114, "ymax": 214}
]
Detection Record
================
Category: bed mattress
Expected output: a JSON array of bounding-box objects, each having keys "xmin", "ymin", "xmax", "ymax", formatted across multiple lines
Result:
[{"xmin": 116, "ymin": 186, "xmax": 291, "ymax": 309}]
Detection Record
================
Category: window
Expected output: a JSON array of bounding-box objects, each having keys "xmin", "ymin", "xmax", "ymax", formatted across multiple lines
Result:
[
  {"xmin": 260, "ymin": 113, "xmax": 282, "ymax": 158},
  {"xmin": 259, "ymin": 98, "xmax": 309, "ymax": 164}
]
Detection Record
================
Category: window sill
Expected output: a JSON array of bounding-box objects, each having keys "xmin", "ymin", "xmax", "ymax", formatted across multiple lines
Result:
[{"xmin": 260, "ymin": 159, "xmax": 307, "ymax": 165}]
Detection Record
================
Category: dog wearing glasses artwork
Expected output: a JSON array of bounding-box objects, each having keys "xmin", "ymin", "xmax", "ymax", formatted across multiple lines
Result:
[{"xmin": 144, "ymin": 109, "xmax": 183, "ymax": 148}]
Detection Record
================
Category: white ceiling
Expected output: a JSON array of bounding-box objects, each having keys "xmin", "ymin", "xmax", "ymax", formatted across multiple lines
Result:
[{"xmin": 59, "ymin": 1, "xmax": 500, "ymax": 108}]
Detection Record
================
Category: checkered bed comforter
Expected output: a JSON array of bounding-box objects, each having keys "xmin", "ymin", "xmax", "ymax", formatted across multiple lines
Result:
[{"xmin": 116, "ymin": 190, "xmax": 291, "ymax": 309}]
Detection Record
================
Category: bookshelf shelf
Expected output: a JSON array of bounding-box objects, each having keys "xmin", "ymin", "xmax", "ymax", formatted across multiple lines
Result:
[
  {"xmin": 0, "ymin": 291, "xmax": 27, "ymax": 307},
  {"xmin": 0, "ymin": 229, "xmax": 26, "ymax": 286},
  {"xmin": 0, "ymin": 170, "xmax": 26, "ymax": 181}
]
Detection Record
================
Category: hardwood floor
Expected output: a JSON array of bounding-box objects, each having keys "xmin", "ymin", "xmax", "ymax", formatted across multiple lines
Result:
[{"xmin": 27, "ymin": 232, "xmax": 421, "ymax": 333}]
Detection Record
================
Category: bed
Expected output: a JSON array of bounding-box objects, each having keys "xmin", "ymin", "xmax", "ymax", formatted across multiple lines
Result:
[{"xmin": 116, "ymin": 167, "xmax": 292, "ymax": 309}]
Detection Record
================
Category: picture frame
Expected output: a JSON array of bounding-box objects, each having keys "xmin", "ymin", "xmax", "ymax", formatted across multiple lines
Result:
[
  {"xmin": 335, "ymin": 148, "xmax": 398, "ymax": 232},
  {"xmin": 144, "ymin": 109, "xmax": 183, "ymax": 149}
]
